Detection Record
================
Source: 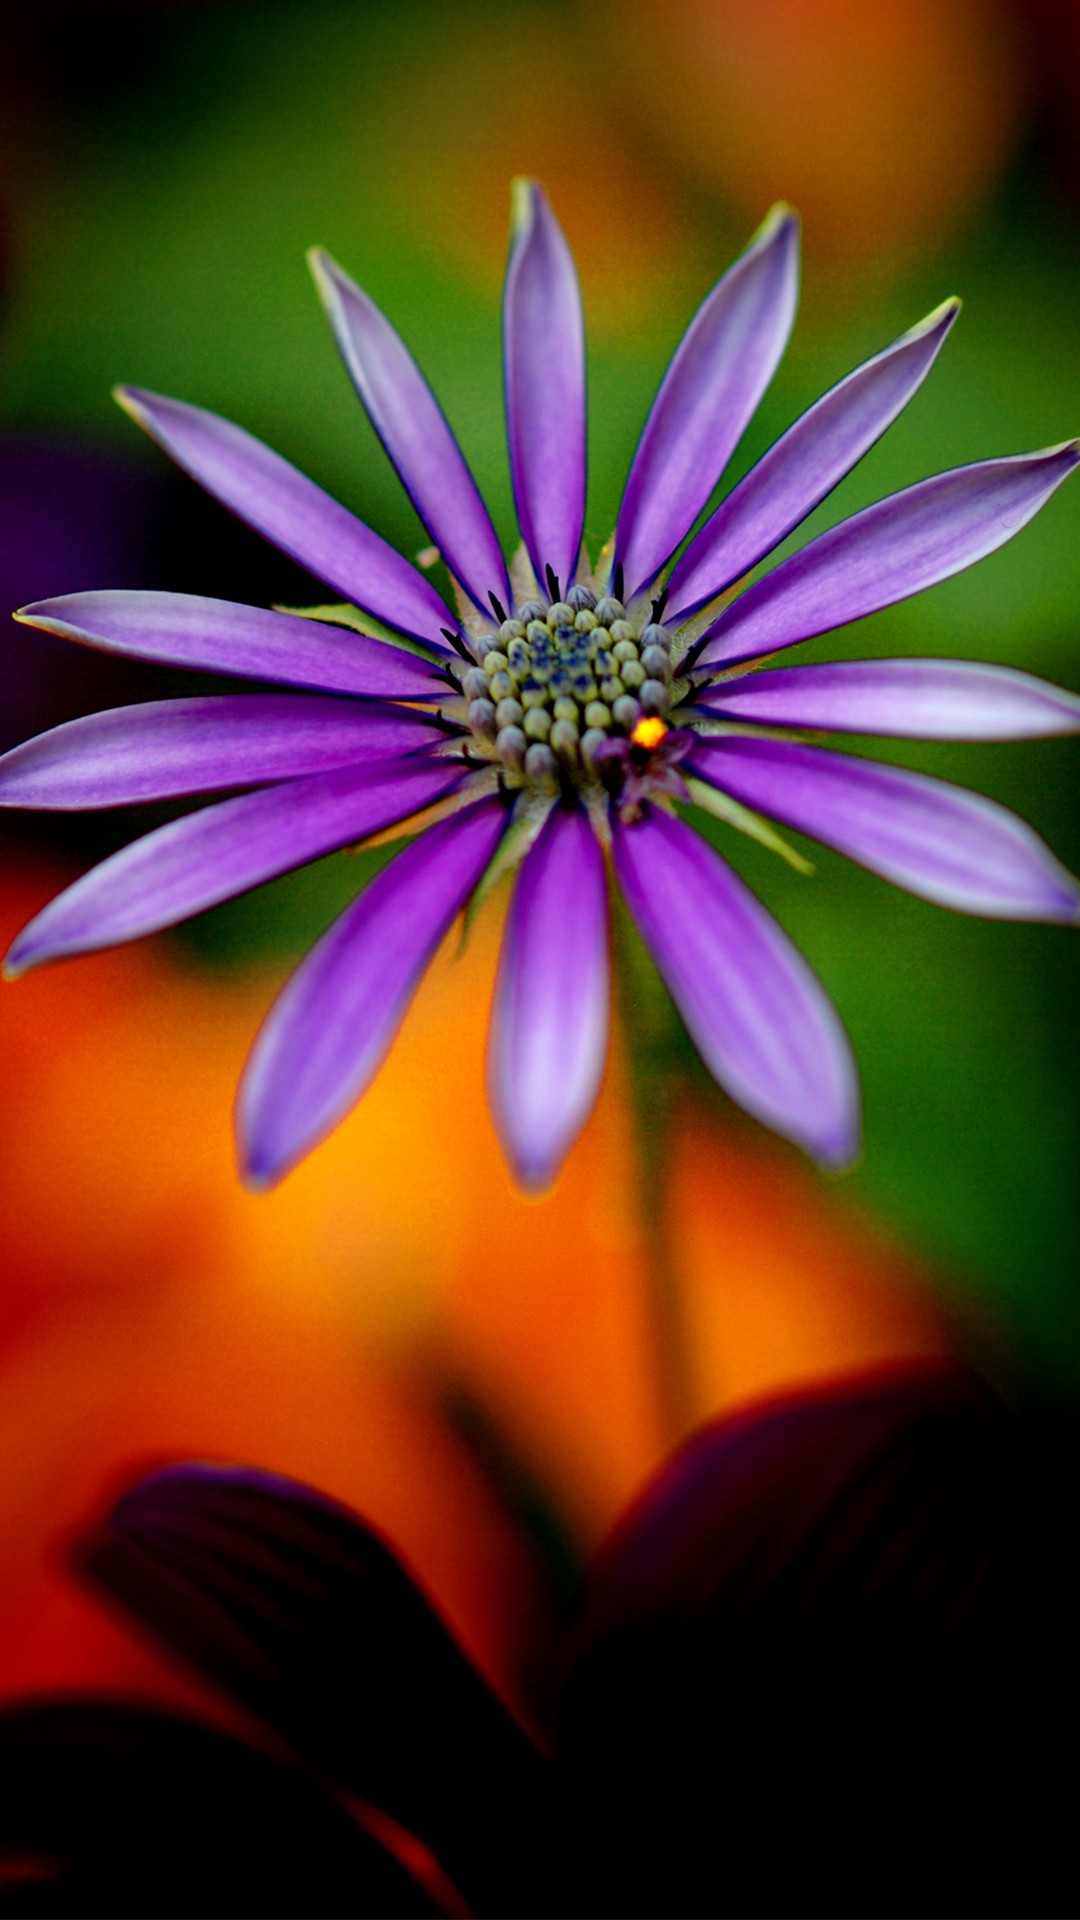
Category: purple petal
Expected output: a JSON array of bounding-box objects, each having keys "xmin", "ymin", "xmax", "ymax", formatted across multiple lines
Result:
[
  {"xmin": 613, "ymin": 205, "xmax": 799, "ymax": 602},
  {"xmin": 699, "ymin": 657, "xmax": 1080, "ymax": 739},
  {"xmin": 488, "ymin": 804, "xmax": 608, "ymax": 1189},
  {"xmin": 690, "ymin": 735, "xmax": 1080, "ymax": 920},
  {"xmin": 699, "ymin": 443, "xmax": 1080, "ymax": 668},
  {"xmin": 239, "ymin": 796, "xmax": 507, "ymax": 1185},
  {"xmin": 0, "ymin": 695, "xmax": 448, "ymax": 809},
  {"xmin": 116, "ymin": 387, "xmax": 456, "ymax": 648},
  {"xmin": 79, "ymin": 1463, "xmax": 554, "ymax": 1915},
  {"xmin": 666, "ymin": 299, "xmax": 960, "ymax": 620},
  {"xmin": 16, "ymin": 591, "xmax": 450, "ymax": 700},
  {"xmin": 5, "ymin": 755, "xmax": 467, "ymax": 971},
  {"xmin": 503, "ymin": 180, "xmax": 586, "ymax": 600},
  {"xmin": 612, "ymin": 806, "xmax": 858, "ymax": 1164},
  {"xmin": 309, "ymin": 251, "xmax": 510, "ymax": 616}
]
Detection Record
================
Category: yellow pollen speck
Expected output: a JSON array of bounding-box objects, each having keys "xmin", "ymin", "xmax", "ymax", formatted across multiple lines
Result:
[{"xmin": 632, "ymin": 716, "xmax": 668, "ymax": 750}]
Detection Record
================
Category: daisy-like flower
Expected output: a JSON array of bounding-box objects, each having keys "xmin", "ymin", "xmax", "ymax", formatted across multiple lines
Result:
[{"xmin": 3, "ymin": 183, "xmax": 1078, "ymax": 1189}]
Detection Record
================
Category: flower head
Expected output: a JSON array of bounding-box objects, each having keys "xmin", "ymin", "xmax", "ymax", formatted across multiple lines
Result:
[{"xmin": 3, "ymin": 183, "xmax": 1078, "ymax": 1189}]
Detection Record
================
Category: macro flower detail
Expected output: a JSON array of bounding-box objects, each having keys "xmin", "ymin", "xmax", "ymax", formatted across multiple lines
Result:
[{"xmin": 2, "ymin": 182, "xmax": 1078, "ymax": 1189}]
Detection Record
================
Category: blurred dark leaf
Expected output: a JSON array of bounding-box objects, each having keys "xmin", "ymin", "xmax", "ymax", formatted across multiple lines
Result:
[
  {"xmin": 559, "ymin": 1361, "xmax": 1080, "ymax": 1917},
  {"xmin": 81, "ymin": 1462, "xmax": 557, "ymax": 1915},
  {"xmin": 0, "ymin": 1697, "xmax": 436, "ymax": 1917}
]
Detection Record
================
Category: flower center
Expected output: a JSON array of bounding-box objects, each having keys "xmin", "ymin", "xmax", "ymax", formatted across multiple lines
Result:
[
  {"xmin": 464, "ymin": 586, "xmax": 673, "ymax": 786},
  {"xmin": 631, "ymin": 714, "xmax": 670, "ymax": 752}
]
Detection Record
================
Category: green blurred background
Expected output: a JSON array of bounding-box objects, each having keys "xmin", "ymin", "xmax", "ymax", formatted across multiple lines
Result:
[{"xmin": 0, "ymin": 0, "xmax": 1077, "ymax": 1391}]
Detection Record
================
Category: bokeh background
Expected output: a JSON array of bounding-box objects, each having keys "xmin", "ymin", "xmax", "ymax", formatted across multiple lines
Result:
[{"xmin": 0, "ymin": 0, "xmax": 1077, "ymax": 1728}]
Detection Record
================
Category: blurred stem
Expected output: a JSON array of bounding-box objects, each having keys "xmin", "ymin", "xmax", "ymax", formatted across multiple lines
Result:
[{"xmin": 613, "ymin": 899, "xmax": 697, "ymax": 1447}]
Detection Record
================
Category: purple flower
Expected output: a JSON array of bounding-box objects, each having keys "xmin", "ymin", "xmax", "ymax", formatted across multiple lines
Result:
[
  {"xmin": 3, "ymin": 183, "xmax": 1078, "ymax": 1189},
  {"xmin": 0, "ymin": 1363, "xmax": 1076, "ymax": 1915}
]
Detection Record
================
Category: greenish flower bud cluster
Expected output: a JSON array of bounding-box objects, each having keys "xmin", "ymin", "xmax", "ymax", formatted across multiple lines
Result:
[{"xmin": 467, "ymin": 588, "xmax": 673, "ymax": 783}]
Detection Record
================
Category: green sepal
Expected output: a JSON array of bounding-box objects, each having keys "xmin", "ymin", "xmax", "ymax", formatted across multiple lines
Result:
[
  {"xmin": 592, "ymin": 533, "xmax": 616, "ymax": 594},
  {"xmin": 670, "ymin": 575, "xmax": 753, "ymax": 657},
  {"xmin": 459, "ymin": 790, "xmax": 554, "ymax": 949},
  {"xmin": 272, "ymin": 602, "xmax": 445, "ymax": 662},
  {"xmin": 683, "ymin": 714, "xmax": 826, "ymax": 745},
  {"xmin": 684, "ymin": 775, "xmax": 814, "ymax": 875},
  {"xmin": 508, "ymin": 540, "xmax": 542, "ymax": 611}
]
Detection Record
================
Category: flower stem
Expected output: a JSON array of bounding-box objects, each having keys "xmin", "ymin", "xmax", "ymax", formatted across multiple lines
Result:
[{"xmin": 613, "ymin": 900, "xmax": 698, "ymax": 1447}]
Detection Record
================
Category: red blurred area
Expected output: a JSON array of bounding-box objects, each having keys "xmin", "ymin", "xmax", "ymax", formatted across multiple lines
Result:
[
  {"xmin": 0, "ymin": 860, "xmax": 546, "ymax": 1723},
  {"xmin": 0, "ymin": 852, "xmax": 949, "ymax": 1726}
]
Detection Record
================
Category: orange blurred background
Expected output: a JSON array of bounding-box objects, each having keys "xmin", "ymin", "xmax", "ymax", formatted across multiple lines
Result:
[{"xmin": 0, "ymin": 859, "xmax": 946, "ymax": 1728}]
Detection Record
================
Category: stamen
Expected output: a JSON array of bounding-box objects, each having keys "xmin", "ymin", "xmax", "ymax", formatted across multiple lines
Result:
[
  {"xmin": 496, "ymin": 724, "xmax": 527, "ymax": 769},
  {"xmin": 544, "ymin": 563, "xmax": 560, "ymax": 602},
  {"xmin": 632, "ymin": 715, "xmax": 668, "ymax": 751},
  {"xmin": 524, "ymin": 742, "xmax": 557, "ymax": 783},
  {"xmin": 489, "ymin": 591, "xmax": 508, "ymax": 623},
  {"xmin": 613, "ymin": 562, "xmax": 625, "ymax": 602},
  {"xmin": 641, "ymin": 644, "xmax": 672, "ymax": 683},
  {"xmin": 468, "ymin": 698, "xmax": 497, "ymax": 738},
  {"xmin": 594, "ymin": 596, "xmax": 625, "ymax": 626},
  {"xmin": 469, "ymin": 589, "xmax": 679, "ymax": 799},
  {"xmin": 550, "ymin": 717, "xmax": 579, "ymax": 761}
]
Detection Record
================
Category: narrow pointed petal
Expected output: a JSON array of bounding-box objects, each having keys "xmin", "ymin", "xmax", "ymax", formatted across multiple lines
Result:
[
  {"xmin": 80, "ymin": 1465, "xmax": 555, "ymax": 1916},
  {"xmin": 309, "ymin": 250, "xmax": 510, "ymax": 615},
  {"xmin": 503, "ymin": 180, "xmax": 586, "ymax": 599},
  {"xmin": 666, "ymin": 299, "xmax": 960, "ymax": 620},
  {"xmin": 0, "ymin": 696, "xmax": 448, "ymax": 809},
  {"xmin": 5, "ymin": 756, "xmax": 468, "ymax": 972},
  {"xmin": 488, "ymin": 804, "xmax": 608, "ymax": 1189},
  {"xmin": 614, "ymin": 206, "xmax": 800, "ymax": 601},
  {"xmin": 17, "ymin": 591, "xmax": 451, "ymax": 700},
  {"xmin": 699, "ymin": 657, "xmax": 1080, "ymax": 739},
  {"xmin": 240, "ymin": 797, "xmax": 507, "ymax": 1185},
  {"xmin": 699, "ymin": 443, "xmax": 1080, "ymax": 668},
  {"xmin": 690, "ymin": 736, "xmax": 1080, "ymax": 920},
  {"xmin": 612, "ymin": 807, "xmax": 858, "ymax": 1164},
  {"xmin": 116, "ymin": 387, "xmax": 457, "ymax": 648}
]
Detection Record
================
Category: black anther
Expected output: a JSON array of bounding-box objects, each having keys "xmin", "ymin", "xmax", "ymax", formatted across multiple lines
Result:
[
  {"xmin": 545, "ymin": 563, "xmax": 560, "ymax": 601},
  {"xmin": 489, "ymin": 592, "xmax": 508, "ymax": 623},
  {"xmin": 440, "ymin": 625, "xmax": 475, "ymax": 662}
]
